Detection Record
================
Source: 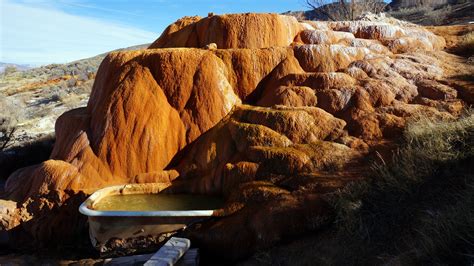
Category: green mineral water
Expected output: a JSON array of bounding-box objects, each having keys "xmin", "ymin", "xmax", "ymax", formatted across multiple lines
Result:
[{"xmin": 93, "ymin": 193, "xmax": 224, "ymax": 211}]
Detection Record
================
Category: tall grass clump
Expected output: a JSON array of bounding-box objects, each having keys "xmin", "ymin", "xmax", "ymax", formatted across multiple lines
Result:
[{"xmin": 334, "ymin": 110, "xmax": 474, "ymax": 264}]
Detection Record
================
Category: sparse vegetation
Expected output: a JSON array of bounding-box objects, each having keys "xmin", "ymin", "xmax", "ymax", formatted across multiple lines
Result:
[
  {"xmin": 305, "ymin": 0, "xmax": 387, "ymax": 21},
  {"xmin": 2, "ymin": 66, "xmax": 17, "ymax": 76},
  {"xmin": 289, "ymin": 0, "xmax": 474, "ymax": 26},
  {"xmin": 458, "ymin": 31, "xmax": 474, "ymax": 56},
  {"xmin": 424, "ymin": 5, "xmax": 452, "ymax": 25},
  {"xmin": 0, "ymin": 98, "xmax": 21, "ymax": 151},
  {"xmin": 389, "ymin": 4, "xmax": 452, "ymax": 25},
  {"xmin": 0, "ymin": 53, "xmax": 100, "ymax": 149},
  {"xmin": 332, "ymin": 110, "xmax": 474, "ymax": 264},
  {"xmin": 0, "ymin": 121, "xmax": 16, "ymax": 152}
]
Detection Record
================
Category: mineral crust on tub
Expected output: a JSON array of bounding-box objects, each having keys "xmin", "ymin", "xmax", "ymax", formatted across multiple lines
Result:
[{"xmin": 79, "ymin": 183, "xmax": 225, "ymax": 249}]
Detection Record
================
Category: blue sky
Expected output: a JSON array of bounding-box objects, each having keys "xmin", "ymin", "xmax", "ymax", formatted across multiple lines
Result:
[{"xmin": 1, "ymin": 0, "xmax": 306, "ymax": 65}]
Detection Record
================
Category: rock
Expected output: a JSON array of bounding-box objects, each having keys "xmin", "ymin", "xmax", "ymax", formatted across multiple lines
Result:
[
  {"xmin": 257, "ymin": 86, "xmax": 317, "ymax": 107},
  {"xmin": 412, "ymin": 97, "xmax": 464, "ymax": 116},
  {"xmin": 316, "ymin": 88, "xmax": 354, "ymax": 113},
  {"xmin": 416, "ymin": 79, "xmax": 458, "ymax": 100},
  {"xmin": 168, "ymin": 104, "xmax": 354, "ymax": 195},
  {"xmin": 327, "ymin": 20, "xmax": 446, "ymax": 51},
  {"xmin": 132, "ymin": 170, "xmax": 180, "ymax": 184},
  {"xmin": 0, "ymin": 200, "xmax": 18, "ymax": 231},
  {"xmin": 296, "ymin": 29, "xmax": 354, "ymax": 45},
  {"xmin": 222, "ymin": 162, "xmax": 259, "ymax": 196},
  {"xmin": 235, "ymin": 105, "xmax": 347, "ymax": 143},
  {"xmin": 183, "ymin": 193, "xmax": 333, "ymax": 261},
  {"xmin": 335, "ymin": 135, "xmax": 369, "ymax": 152},
  {"xmin": 228, "ymin": 119, "xmax": 293, "ymax": 152},
  {"xmin": 203, "ymin": 43, "xmax": 217, "ymax": 50},
  {"xmin": 294, "ymin": 44, "xmax": 372, "ymax": 72}
]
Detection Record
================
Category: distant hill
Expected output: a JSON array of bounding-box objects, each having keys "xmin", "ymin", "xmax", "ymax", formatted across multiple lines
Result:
[
  {"xmin": 387, "ymin": 1, "xmax": 474, "ymax": 25},
  {"xmin": 284, "ymin": 1, "xmax": 474, "ymax": 25},
  {"xmin": 0, "ymin": 63, "xmax": 31, "ymax": 74}
]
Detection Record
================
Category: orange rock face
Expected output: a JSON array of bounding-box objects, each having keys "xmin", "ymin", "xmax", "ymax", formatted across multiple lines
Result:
[
  {"xmin": 2, "ymin": 13, "xmax": 473, "ymax": 258},
  {"xmin": 150, "ymin": 13, "xmax": 302, "ymax": 49}
]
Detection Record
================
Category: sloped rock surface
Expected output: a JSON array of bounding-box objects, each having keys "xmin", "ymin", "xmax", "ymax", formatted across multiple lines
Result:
[
  {"xmin": 149, "ymin": 13, "xmax": 302, "ymax": 49},
  {"xmin": 3, "ymin": 13, "xmax": 473, "ymax": 259}
]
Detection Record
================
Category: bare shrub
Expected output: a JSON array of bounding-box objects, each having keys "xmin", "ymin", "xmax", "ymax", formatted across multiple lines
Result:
[
  {"xmin": 423, "ymin": 5, "xmax": 452, "ymax": 25},
  {"xmin": 306, "ymin": 0, "xmax": 387, "ymax": 21},
  {"xmin": 389, "ymin": 5, "xmax": 434, "ymax": 18},
  {"xmin": 0, "ymin": 98, "xmax": 21, "ymax": 151}
]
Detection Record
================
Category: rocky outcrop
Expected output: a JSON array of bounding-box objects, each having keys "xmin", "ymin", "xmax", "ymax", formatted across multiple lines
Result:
[
  {"xmin": 0, "ymin": 200, "xmax": 19, "ymax": 232},
  {"xmin": 2, "ymin": 13, "xmax": 473, "ymax": 259}
]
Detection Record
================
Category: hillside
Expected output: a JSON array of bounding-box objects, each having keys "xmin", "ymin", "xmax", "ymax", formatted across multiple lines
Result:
[
  {"xmin": 388, "ymin": 1, "xmax": 474, "ymax": 26},
  {"xmin": 284, "ymin": 1, "xmax": 474, "ymax": 26}
]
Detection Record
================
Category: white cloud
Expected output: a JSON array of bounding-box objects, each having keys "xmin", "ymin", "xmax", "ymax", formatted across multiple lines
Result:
[{"xmin": 0, "ymin": 0, "xmax": 159, "ymax": 65}]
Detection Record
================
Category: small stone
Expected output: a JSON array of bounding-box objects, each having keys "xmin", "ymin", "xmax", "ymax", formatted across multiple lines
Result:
[{"xmin": 203, "ymin": 43, "xmax": 217, "ymax": 50}]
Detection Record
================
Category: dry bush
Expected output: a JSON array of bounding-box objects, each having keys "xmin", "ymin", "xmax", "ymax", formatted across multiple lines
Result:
[
  {"xmin": 0, "ymin": 119, "xmax": 16, "ymax": 151},
  {"xmin": 0, "ymin": 98, "xmax": 22, "ymax": 151},
  {"xmin": 388, "ymin": 4, "xmax": 456, "ymax": 25},
  {"xmin": 2, "ymin": 66, "xmax": 17, "ymax": 76},
  {"xmin": 423, "ymin": 5, "xmax": 452, "ymax": 25},
  {"xmin": 390, "ymin": 6, "xmax": 435, "ymax": 20},
  {"xmin": 306, "ymin": 0, "xmax": 386, "ymax": 21}
]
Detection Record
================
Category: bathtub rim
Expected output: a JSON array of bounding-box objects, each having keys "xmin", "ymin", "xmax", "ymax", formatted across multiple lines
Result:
[{"xmin": 79, "ymin": 183, "xmax": 220, "ymax": 217}]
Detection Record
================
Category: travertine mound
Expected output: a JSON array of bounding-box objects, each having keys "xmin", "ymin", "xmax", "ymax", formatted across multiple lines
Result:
[
  {"xmin": 2, "ymin": 13, "xmax": 473, "ymax": 258},
  {"xmin": 150, "ymin": 13, "xmax": 302, "ymax": 49}
]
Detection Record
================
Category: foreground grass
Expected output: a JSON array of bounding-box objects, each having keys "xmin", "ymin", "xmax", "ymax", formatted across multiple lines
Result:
[
  {"xmin": 334, "ymin": 110, "xmax": 474, "ymax": 264},
  {"xmin": 458, "ymin": 31, "xmax": 474, "ymax": 56},
  {"xmin": 245, "ymin": 111, "xmax": 473, "ymax": 265}
]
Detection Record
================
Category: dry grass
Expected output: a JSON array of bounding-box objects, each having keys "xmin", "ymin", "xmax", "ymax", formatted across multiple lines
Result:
[
  {"xmin": 389, "ymin": 5, "xmax": 452, "ymax": 25},
  {"xmin": 389, "ymin": 0, "xmax": 474, "ymax": 27},
  {"xmin": 333, "ymin": 110, "xmax": 474, "ymax": 264}
]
